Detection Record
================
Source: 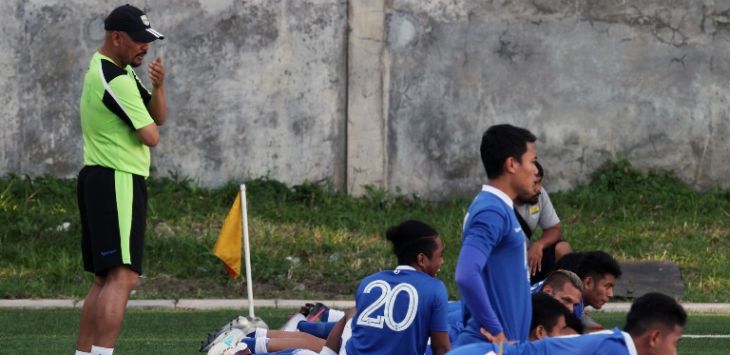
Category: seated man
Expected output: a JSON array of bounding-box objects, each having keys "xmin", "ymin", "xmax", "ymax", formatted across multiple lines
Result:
[
  {"xmin": 554, "ymin": 251, "xmax": 622, "ymax": 330},
  {"xmin": 447, "ymin": 292, "xmax": 686, "ymax": 355},
  {"xmin": 530, "ymin": 269, "xmax": 583, "ymax": 313},
  {"xmin": 514, "ymin": 162, "xmax": 572, "ymax": 283}
]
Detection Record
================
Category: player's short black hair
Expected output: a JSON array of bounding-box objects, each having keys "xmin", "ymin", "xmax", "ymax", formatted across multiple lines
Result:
[
  {"xmin": 531, "ymin": 293, "xmax": 567, "ymax": 335},
  {"xmin": 480, "ymin": 124, "xmax": 537, "ymax": 179},
  {"xmin": 624, "ymin": 292, "xmax": 687, "ymax": 336},
  {"xmin": 565, "ymin": 312, "xmax": 584, "ymax": 334},
  {"xmin": 385, "ymin": 220, "xmax": 439, "ymax": 265},
  {"xmin": 579, "ymin": 250, "xmax": 622, "ymax": 281},
  {"xmin": 557, "ymin": 251, "xmax": 622, "ymax": 281}
]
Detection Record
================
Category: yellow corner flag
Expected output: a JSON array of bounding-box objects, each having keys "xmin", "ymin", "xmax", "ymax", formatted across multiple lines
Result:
[{"xmin": 214, "ymin": 192, "xmax": 242, "ymax": 278}]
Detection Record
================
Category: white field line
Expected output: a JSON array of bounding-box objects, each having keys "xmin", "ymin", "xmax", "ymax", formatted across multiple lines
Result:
[{"xmin": 681, "ymin": 334, "xmax": 730, "ymax": 339}]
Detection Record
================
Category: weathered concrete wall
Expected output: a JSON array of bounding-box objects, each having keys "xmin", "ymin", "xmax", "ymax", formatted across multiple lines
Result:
[
  {"xmin": 382, "ymin": 0, "xmax": 730, "ymax": 199},
  {"xmin": 1, "ymin": 0, "xmax": 347, "ymax": 188},
  {"xmin": 4, "ymin": 0, "xmax": 730, "ymax": 199}
]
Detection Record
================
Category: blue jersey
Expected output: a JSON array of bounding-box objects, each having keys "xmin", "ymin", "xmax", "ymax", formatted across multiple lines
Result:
[
  {"xmin": 447, "ymin": 328, "xmax": 635, "ymax": 355},
  {"xmin": 346, "ymin": 266, "xmax": 449, "ymax": 355},
  {"xmin": 458, "ymin": 185, "xmax": 531, "ymax": 343}
]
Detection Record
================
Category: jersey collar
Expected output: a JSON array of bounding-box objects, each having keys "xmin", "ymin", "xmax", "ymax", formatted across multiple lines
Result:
[
  {"xmin": 482, "ymin": 184, "xmax": 513, "ymax": 208},
  {"xmin": 621, "ymin": 331, "xmax": 638, "ymax": 355},
  {"xmin": 395, "ymin": 265, "xmax": 417, "ymax": 271}
]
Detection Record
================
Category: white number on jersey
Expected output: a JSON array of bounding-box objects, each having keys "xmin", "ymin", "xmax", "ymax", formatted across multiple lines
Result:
[{"xmin": 356, "ymin": 280, "xmax": 419, "ymax": 331}]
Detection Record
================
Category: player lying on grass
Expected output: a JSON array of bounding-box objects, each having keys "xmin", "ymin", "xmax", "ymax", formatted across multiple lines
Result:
[
  {"xmin": 532, "ymin": 250, "xmax": 622, "ymax": 331},
  {"xmin": 447, "ymin": 292, "xmax": 686, "ymax": 355},
  {"xmin": 204, "ymin": 219, "xmax": 451, "ymax": 355},
  {"xmin": 529, "ymin": 269, "xmax": 583, "ymax": 313}
]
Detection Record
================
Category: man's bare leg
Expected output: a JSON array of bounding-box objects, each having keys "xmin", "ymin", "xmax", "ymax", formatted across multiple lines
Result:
[
  {"xmin": 265, "ymin": 332, "xmax": 326, "ymax": 352},
  {"xmin": 76, "ymin": 276, "xmax": 106, "ymax": 352},
  {"xmin": 555, "ymin": 242, "xmax": 573, "ymax": 262},
  {"xmin": 93, "ymin": 266, "xmax": 139, "ymax": 347}
]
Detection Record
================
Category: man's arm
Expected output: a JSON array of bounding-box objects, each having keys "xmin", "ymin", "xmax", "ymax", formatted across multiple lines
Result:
[
  {"xmin": 528, "ymin": 224, "xmax": 562, "ymax": 275},
  {"xmin": 321, "ymin": 307, "xmax": 355, "ymax": 354},
  {"xmin": 455, "ymin": 244, "xmax": 504, "ymax": 339},
  {"xmin": 146, "ymin": 57, "xmax": 167, "ymax": 125},
  {"xmin": 429, "ymin": 331, "xmax": 451, "ymax": 355},
  {"xmin": 136, "ymin": 123, "xmax": 159, "ymax": 147},
  {"xmin": 528, "ymin": 188, "xmax": 562, "ymax": 275}
]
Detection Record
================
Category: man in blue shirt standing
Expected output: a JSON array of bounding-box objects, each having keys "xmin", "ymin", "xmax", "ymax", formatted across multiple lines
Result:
[{"xmin": 455, "ymin": 124, "xmax": 538, "ymax": 345}]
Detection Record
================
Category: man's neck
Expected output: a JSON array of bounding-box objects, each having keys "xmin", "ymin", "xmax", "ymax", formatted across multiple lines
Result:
[
  {"xmin": 488, "ymin": 178, "xmax": 517, "ymax": 200},
  {"xmin": 98, "ymin": 46, "xmax": 124, "ymax": 68}
]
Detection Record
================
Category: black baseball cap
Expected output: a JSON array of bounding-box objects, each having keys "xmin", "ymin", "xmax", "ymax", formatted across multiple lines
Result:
[{"xmin": 104, "ymin": 4, "xmax": 164, "ymax": 43}]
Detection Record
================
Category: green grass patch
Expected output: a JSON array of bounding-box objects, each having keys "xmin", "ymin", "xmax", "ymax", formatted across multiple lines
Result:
[
  {"xmin": 1, "ymin": 160, "xmax": 730, "ymax": 301},
  {"xmin": 592, "ymin": 312, "xmax": 730, "ymax": 355},
  {"xmin": 0, "ymin": 308, "xmax": 728, "ymax": 354}
]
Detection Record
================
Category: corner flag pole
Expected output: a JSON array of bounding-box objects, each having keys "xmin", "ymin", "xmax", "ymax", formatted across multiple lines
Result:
[{"xmin": 240, "ymin": 184, "xmax": 255, "ymax": 318}]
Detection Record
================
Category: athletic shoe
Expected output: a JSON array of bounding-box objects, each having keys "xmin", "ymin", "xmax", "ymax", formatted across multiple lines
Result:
[
  {"xmin": 299, "ymin": 303, "xmax": 315, "ymax": 317},
  {"xmin": 200, "ymin": 316, "xmax": 261, "ymax": 352},
  {"xmin": 306, "ymin": 302, "xmax": 329, "ymax": 322},
  {"xmin": 206, "ymin": 335, "xmax": 251, "ymax": 355},
  {"xmin": 200, "ymin": 328, "xmax": 246, "ymax": 353}
]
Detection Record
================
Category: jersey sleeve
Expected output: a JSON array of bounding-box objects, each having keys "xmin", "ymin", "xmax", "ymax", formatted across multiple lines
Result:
[
  {"xmin": 461, "ymin": 208, "xmax": 507, "ymax": 257},
  {"xmin": 108, "ymin": 74, "xmax": 155, "ymax": 130},
  {"xmin": 537, "ymin": 188, "xmax": 560, "ymax": 229},
  {"xmin": 429, "ymin": 281, "xmax": 449, "ymax": 332}
]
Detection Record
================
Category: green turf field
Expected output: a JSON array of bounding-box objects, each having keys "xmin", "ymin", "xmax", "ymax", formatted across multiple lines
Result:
[{"xmin": 1, "ymin": 308, "xmax": 728, "ymax": 354}]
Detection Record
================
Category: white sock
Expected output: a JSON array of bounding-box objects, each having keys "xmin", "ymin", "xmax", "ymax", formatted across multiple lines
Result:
[
  {"xmin": 254, "ymin": 327, "xmax": 268, "ymax": 338},
  {"xmin": 255, "ymin": 337, "xmax": 270, "ymax": 353},
  {"xmin": 90, "ymin": 345, "xmax": 114, "ymax": 355},
  {"xmin": 75, "ymin": 351, "xmax": 92, "ymax": 355},
  {"xmin": 319, "ymin": 346, "xmax": 338, "ymax": 355},
  {"xmin": 327, "ymin": 309, "xmax": 346, "ymax": 322}
]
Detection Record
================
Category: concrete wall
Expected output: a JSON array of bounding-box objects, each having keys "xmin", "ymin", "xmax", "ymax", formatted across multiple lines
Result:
[
  {"xmin": 378, "ymin": 0, "xmax": 730, "ymax": 199},
  {"xmin": 3, "ymin": 0, "xmax": 730, "ymax": 199},
  {"xmin": 1, "ymin": 0, "xmax": 347, "ymax": 188}
]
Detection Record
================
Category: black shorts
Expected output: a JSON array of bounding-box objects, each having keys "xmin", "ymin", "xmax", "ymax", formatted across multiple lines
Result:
[
  {"xmin": 530, "ymin": 242, "xmax": 563, "ymax": 284},
  {"xmin": 78, "ymin": 166, "xmax": 147, "ymax": 276}
]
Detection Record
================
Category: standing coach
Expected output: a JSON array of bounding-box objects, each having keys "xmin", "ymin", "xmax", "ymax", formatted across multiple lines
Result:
[{"xmin": 74, "ymin": 4, "xmax": 166, "ymax": 355}]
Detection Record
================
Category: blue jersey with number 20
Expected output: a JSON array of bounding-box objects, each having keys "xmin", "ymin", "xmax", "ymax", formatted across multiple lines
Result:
[{"xmin": 346, "ymin": 266, "xmax": 449, "ymax": 355}]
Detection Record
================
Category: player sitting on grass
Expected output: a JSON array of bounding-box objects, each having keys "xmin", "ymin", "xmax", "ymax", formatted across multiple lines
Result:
[
  {"xmin": 205, "ymin": 220, "xmax": 451, "ymax": 355},
  {"xmin": 343, "ymin": 219, "xmax": 451, "ymax": 355},
  {"xmin": 446, "ymin": 292, "xmax": 686, "ymax": 355}
]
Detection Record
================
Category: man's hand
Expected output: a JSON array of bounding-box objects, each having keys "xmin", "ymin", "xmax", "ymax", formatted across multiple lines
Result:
[
  {"xmin": 528, "ymin": 241, "xmax": 544, "ymax": 276},
  {"xmin": 148, "ymin": 57, "xmax": 165, "ymax": 89},
  {"xmin": 479, "ymin": 328, "xmax": 507, "ymax": 343}
]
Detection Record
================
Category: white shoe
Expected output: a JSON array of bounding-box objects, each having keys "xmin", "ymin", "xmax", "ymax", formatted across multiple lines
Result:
[
  {"xmin": 206, "ymin": 329, "xmax": 248, "ymax": 355},
  {"xmin": 201, "ymin": 328, "xmax": 245, "ymax": 353},
  {"xmin": 201, "ymin": 315, "xmax": 264, "ymax": 352}
]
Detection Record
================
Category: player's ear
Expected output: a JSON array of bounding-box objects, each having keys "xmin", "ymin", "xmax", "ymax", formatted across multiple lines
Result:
[
  {"xmin": 533, "ymin": 325, "xmax": 547, "ymax": 340},
  {"xmin": 504, "ymin": 156, "xmax": 517, "ymax": 174},
  {"xmin": 416, "ymin": 253, "xmax": 426, "ymax": 267},
  {"xmin": 583, "ymin": 276, "xmax": 594, "ymax": 289},
  {"xmin": 647, "ymin": 328, "xmax": 662, "ymax": 348}
]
